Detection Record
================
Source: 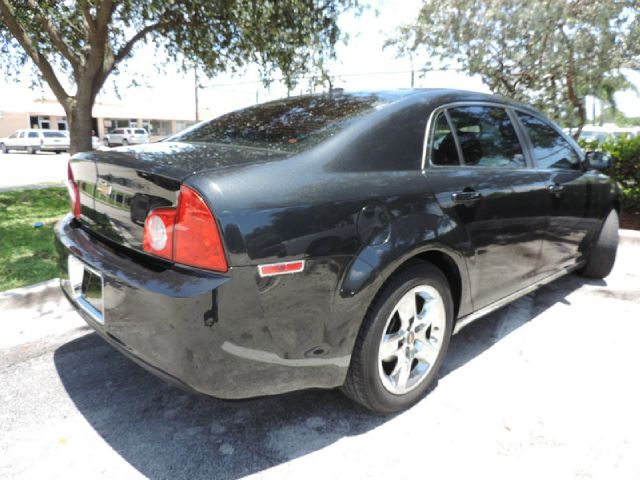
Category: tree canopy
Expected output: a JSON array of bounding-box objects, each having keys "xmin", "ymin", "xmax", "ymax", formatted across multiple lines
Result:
[
  {"xmin": 391, "ymin": 0, "xmax": 640, "ymax": 134},
  {"xmin": 0, "ymin": 0, "xmax": 357, "ymax": 153}
]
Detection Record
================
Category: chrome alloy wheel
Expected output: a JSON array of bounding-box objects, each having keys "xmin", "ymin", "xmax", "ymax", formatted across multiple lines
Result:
[{"xmin": 377, "ymin": 285, "xmax": 446, "ymax": 395}]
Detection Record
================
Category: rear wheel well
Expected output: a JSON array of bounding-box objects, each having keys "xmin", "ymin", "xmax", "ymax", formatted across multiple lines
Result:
[{"xmin": 377, "ymin": 250, "xmax": 462, "ymax": 319}]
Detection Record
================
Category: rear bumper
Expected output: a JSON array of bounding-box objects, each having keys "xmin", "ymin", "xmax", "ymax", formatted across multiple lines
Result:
[
  {"xmin": 41, "ymin": 145, "xmax": 69, "ymax": 151},
  {"xmin": 54, "ymin": 214, "xmax": 350, "ymax": 398}
]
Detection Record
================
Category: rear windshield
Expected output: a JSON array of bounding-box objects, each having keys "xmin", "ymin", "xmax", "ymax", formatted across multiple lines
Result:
[
  {"xmin": 43, "ymin": 131, "xmax": 66, "ymax": 138},
  {"xmin": 169, "ymin": 92, "xmax": 412, "ymax": 153},
  {"xmin": 134, "ymin": 129, "xmax": 147, "ymax": 134}
]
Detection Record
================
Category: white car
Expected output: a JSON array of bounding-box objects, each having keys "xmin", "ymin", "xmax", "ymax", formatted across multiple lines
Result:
[
  {"xmin": 564, "ymin": 124, "xmax": 640, "ymax": 143},
  {"xmin": 103, "ymin": 128, "xmax": 149, "ymax": 147},
  {"xmin": 0, "ymin": 129, "xmax": 70, "ymax": 154}
]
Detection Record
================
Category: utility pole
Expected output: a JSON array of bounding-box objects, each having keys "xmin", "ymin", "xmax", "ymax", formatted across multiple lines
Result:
[
  {"xmin": 194, "ymin": 65, "xmax": 200, "ymax": 122},
  {"xmin": 410, "ymin": 53, "xmax": 415, "ymax": 88}
]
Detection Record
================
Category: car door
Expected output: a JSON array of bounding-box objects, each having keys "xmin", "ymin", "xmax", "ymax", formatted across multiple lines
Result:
[
  {"xmin": 27, "ymin": 131, "xmax": 39, "ymax": 148},
  {"xmin": 514, "ymin": 112, "xmax": 601, "ymax": 274},
  {"xmin": 111, "ymin": 129, "xmax": 122, "ymax": 144},
  {"xmin": 424, "ymin": 104, "xmax": 550, "ymax": 310},
  {"xmin": 14, "ymin": 131, "xmax": 26, "ymax": 149}
]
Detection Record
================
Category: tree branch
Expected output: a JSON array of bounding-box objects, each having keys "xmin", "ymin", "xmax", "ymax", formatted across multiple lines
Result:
[
  {"xmin": 113, "ymin": 22, "xmax": 161, "ymax": 65},
  {"xmin": 79, "ymin": 0, "xmax": 95, "ymax": 35},
  {"xmin": 0, "ymin": 0, "xmax": 70, "ymax": 104},
  {"xmin": 25, "ymin": 0, "xmax": 82, "ymax": 68}
]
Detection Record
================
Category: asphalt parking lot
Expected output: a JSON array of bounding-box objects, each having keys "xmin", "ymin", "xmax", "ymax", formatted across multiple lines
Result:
[
  {"xmin": 1, "ymin": 242, "xmax": 639, "ymax": 479},
  {"xmin": 0, "ymin": 151, "xmax": 69, "ymax": 190}
]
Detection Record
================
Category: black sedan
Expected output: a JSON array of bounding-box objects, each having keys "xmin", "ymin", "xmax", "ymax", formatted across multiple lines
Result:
[{"xmin": 55, "ymin": 89, "xmax": 620, "ymax": 413}]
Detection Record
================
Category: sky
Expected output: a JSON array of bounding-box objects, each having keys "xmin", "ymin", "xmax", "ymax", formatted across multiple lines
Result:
[{"xmin": 0, "ymin": 0, "xmax": 639, "ymax": 121}]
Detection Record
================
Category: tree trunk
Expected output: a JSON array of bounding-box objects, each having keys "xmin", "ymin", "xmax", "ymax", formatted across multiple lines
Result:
[{"xmin": 65, "ymin": 96, "xmax": 94, "ymax": 156}]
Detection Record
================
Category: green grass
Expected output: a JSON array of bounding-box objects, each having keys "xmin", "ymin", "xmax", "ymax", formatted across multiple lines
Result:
[{"xmin": 0, "ymin": 188, "xmax": 69, "ymax": 291}]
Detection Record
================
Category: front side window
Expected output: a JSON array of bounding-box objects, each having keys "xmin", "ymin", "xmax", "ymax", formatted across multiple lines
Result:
[
  {"xmin": 430, "ymin": 111, "xmax": 460, "ymax": 166},
  {"xmin": 447, "ymin": 106, "xmax": 525, "ymax": 168},
  {"xmin": 517, "ymin": 113, "xmax": 580, "ymax": 170},
  {"xmin": 18, "ymin": 132, "xmax": 25, "ymax": 138},
  {"xmin": 28, "ymin": 132, "xmax": 39, "ymax": 138}
]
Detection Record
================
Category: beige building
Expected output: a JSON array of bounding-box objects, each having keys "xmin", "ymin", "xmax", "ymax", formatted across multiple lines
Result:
[{"xmin": 0, "ymin": 97, "xmax": 200, "ymax": 141}]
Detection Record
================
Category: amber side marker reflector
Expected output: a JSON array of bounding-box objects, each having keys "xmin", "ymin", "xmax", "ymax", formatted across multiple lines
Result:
[{"xmin": 258, "ymin": 260, "xmax": 305, "ymax": 278}]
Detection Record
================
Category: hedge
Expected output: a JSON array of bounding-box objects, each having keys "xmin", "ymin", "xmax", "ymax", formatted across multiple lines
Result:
[{"xmin": 579, "ymin": 135, "xmax": 640, "ymax": 211}]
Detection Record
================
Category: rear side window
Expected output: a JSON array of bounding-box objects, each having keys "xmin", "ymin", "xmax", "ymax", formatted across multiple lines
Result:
[
  {"xmin": 134, "ymin": 129, "xmax": 146, "ymax": 134},
  {"xmin": 170, "ymin": 92, "xmax": 413, "ymax": 154},
  {"xmin": 43, "ymin": 131, "xmax": 66, "ymax": 138},
  {"xmin": 28, "ymin": 132, "xmax": 39, "ymax": 138},
  {"xmin": 517, "ymin": 113, "xmax": 581, "ymax": 170},
  {"xmin": 430, "ymin": 111, "xmax": 460, "ymax": 166},
  {"xmin": 447, "ymin": 106, "xmax": 525, "ymax": 168}
]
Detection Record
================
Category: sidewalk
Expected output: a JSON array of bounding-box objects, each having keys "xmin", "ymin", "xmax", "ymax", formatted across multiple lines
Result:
[{"xmin": 0, "ymin": 152, "xmax": 68, "ymax": 190}]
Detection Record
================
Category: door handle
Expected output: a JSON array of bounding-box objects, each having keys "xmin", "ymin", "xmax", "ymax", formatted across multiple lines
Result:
[
  {"xmin": 451, "ymin": 191, "xmax": 482, "ymax": 205},
  {"xmin": 548, "ymin": 184, "xmax": 565, "ymax": 197}
]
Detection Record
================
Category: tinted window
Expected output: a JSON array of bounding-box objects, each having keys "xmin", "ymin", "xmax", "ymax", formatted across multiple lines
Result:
[
  {"xmin": 28, "ymin": 132, "xmax": 39, "ymax": 138},
  {"xmin": 518, "ymin": 113, "xmax": 580, "ymax": 170},
  {"xmin": 43, "ymin": 131, "xmax": 65, "ymax": 138},
  {"xmin": 430, "ymin": 111, "xmax": 460, "ymax": 166},
  {"xmin": 134, "ymin": 129, "xmax": 146, "ymax": 134},
  {"xmin": 447, "ymin": 106, "xmax": 525, "ymax": 168},
  {"xmin": 171, "ymin": 92, "xmax": 412, "ymax": 153}
]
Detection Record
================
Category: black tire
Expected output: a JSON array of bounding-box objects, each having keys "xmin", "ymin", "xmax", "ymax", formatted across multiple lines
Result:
[
  {"xmin": 103, "ymin": 138, "xmax": 110, "ymax": 147},
  {"xmin": 122, "ymin": 139, "xmax": 129, "ymax": 146},
  {"xmin": 579, "ymin": 209, "xmax": 619, "ymax": 279},
  {"xmin": 342, "ymin": 261, "xmax": 453, "ymax": 413},
  {"xmin": 0, "ymin": 143, "xmax": 6, "ymax": 154},
  {"xmin": 55, "ymin": 150, "xmax": 61, "ymax": 154},
  {"xmin": 27, "ymin": 146, "xmax": 36, "ymax": 155}
]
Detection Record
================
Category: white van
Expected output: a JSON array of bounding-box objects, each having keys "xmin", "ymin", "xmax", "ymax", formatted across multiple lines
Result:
[{"xmin": 0, "ymin": 129, "xmax": 70, "ymax": 154}]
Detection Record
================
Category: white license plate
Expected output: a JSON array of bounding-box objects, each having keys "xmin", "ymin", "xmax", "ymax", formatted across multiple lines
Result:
[{"xmin": 68, "ymin": 256, "xmax": 104, "ymax": 324}]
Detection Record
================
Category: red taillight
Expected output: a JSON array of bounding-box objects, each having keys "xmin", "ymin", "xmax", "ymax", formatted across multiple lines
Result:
[
  {"xmin": 142, "ymin": 185, "xmax": 228, "ymax": 272},
  {"xmin": 67, "ymin": 163, "xmax": 81, "ymax": 219}
]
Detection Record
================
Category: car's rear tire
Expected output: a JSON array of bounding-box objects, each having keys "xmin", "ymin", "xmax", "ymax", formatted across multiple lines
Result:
[
  {"xmin": 103, "ymin": 138, "xmax": 110, "ymax": 147},
  {"xmin": 342, "ymin": 261, "xmax": 453, "ymax": 413},
  {"xmin": 0, "ymin": 143, "xmax": 6, "ymax": 154},
  {"xmin": 578, "ymin": 209, "xmax": 619, "ymax": 279}
]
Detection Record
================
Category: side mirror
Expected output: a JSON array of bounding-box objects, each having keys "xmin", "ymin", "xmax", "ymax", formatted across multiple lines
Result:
[{"xmin": 584, "ymin": 151, "xmax": 611, "ymax": 170}]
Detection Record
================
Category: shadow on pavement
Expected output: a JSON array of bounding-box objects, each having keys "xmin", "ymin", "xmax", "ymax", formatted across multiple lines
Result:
[{"xmin": 53, "ymin": 273, "xmax": 603, "ymax": 479}]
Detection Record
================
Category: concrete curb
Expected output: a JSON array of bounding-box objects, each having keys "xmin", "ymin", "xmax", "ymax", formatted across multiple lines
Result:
[
  {"xmin": 0, "ymin": 278, "xmax": 62, "ymax": 311},
  {"xmin": 620, "ymin": 229, "xmax": 640, "ymax": 247}
]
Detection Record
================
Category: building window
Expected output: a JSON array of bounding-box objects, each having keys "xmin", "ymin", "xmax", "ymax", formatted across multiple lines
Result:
[
  {"xmin": 150, "ymin": 119, "xmax": 172, "ymax": 137},
  {"xmin": 176, "ymin": 120, "xmax": 196, "ymax": 132}
]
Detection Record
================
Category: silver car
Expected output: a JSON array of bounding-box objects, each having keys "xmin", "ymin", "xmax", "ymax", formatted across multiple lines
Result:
[{"xmin": 103, "ymin": 128, "xmax": 149, "ymax": 147}]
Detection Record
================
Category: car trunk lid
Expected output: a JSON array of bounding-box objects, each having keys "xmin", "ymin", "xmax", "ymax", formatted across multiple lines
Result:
[{"xmin": 71, "ymin": 141, "xmax": 288, "ymax": 251}]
